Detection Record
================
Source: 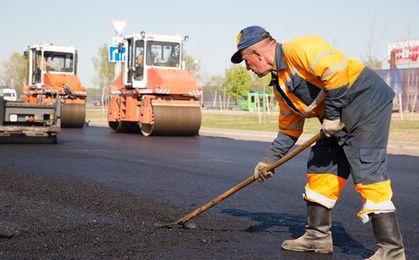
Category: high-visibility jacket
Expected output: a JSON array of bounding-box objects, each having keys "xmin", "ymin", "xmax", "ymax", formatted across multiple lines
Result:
[
  {"xmin": 274, "ymin": 36, "xmax": 365, "ymax": 137},
  {"xmin": 262, "ymin": 36, "xmax": 366, "ymax": 163}
]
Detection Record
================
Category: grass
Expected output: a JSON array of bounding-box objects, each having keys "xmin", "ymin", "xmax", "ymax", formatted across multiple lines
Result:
[
  {"xmin": 86, "ymin": 108, "xmax": 419, "ymax": 142},
  {"xmin": 86, "ymin": 108, "xmax": 108, "ymax": 121},
  {"xmin": 201, "ymin": 110, "xmax": 321, "ymax": 134},
  {"xmin": 389, "ymin": 117, "xmax": 419, "ymax": 142}
]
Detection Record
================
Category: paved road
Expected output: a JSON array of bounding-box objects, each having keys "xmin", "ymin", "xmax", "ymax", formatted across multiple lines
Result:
[{"xmin": 0, "ymin": 127, "xmax": 417, "ymax": 258}]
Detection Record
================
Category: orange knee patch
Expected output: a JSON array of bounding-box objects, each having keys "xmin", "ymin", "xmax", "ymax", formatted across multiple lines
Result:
[
  {"xmin": 355, "ymin": 180, "xmax": 393, "ymax": 203},
  {"xmin": 306, "ymin": 173, "xmax": 347, "ymax": 201}
]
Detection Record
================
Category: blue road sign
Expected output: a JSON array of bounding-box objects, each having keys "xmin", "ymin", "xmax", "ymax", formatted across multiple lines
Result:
[{"xmin": 108, "ymin": 46, "xmax": 126, "ymax": 62}]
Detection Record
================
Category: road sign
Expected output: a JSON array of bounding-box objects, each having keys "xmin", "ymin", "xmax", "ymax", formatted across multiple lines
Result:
[
  {"xmin": 108, "ymin": 46, "xmax": 126, "ymax": 62},
  {"xmin": 112, "ymin": 20, "xmax": 128, "ymax": 36}
]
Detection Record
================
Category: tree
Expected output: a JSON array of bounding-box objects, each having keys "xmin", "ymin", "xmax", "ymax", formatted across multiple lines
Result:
[
  {"xmin": 224, "ymin": 65, "xmax": 253, "ymax": 104},
  {"xmin": 253, "ymin": 74, "xmax": 273, "ymax": 93},
  {"xmin": 92, "ymin": 43, "xmax": 115, "ymax": 110},
  {"xmin": 364, "ymin": 56, "xmax": 382, "ymax": 70},
  {"xmin": 183, "ymin": 51, "xmax": 200, "ymax": 79},
  {"xmin": 0, "ymin": 52, "xmax": 28, "ymax": 93},
  {"xmin": 202, "ymin": 75, "xmax": 225, "ymax": 107},
  {"xmin": 92, "ymin": 43, "xmax": 115, "ymax": 89}
]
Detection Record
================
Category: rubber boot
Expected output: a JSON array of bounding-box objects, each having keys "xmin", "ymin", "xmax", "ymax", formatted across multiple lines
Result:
[
  {"xmin": 367, "ymin": 212, "xmax": 406, "ymax": 260},
  {"xmin": 281, "ymin": 201, "xmax": 333, "ymax": 254}
]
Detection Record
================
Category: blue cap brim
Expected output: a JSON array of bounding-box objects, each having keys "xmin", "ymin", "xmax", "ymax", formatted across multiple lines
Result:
[{"xmin": 231, "ymin": 49, "xmax": 243, "ymax": 64}]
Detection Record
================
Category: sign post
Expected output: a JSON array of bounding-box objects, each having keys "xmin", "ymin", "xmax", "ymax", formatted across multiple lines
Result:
[{"xmin": 111, "ymin": 20, "xmax": 128, "ymax": 90}]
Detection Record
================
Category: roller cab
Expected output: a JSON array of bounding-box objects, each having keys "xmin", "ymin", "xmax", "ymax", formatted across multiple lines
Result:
[
  {"xmin": 23, "ymin": 44, "xmax": 86, "ymax": 128},
  {"xmin": 108, "ymin": 32, "xmax": 202, "ymax": 136}
]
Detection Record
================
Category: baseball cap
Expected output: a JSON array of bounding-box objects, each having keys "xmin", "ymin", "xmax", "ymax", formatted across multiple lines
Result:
[{"xmin": 231, "ymin": 26, "xmax": 267, "ymax": 64}]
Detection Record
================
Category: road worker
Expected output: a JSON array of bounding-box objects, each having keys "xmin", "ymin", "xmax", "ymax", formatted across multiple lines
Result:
[
  {"xmin": 231, "ymin": 26, "xmax": 405, "ymax": 259},
  {"xmin": 36, "ymin": 55, "xmax": 54, "ymax": 72}
]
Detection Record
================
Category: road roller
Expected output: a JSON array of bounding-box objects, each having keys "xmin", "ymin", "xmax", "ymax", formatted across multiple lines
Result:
[
  {"xmin": 107, "ymin": 31, "xmax": 202, "ymax": 136},
  {"xmin": 22, "ymin": 44, "xmax": 87, "ymax": 128}
]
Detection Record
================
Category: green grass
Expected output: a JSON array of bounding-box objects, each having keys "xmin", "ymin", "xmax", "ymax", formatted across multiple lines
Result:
[
  {"xmin": 86, "ymin": 108, "xmax": 108, "ymax": 121},
  {"xmin": 86, "ymin": 108, "xmax": 419, "ymax": 142},
  {"xmin": 389, "ymin": 118, "xmax": 419, "ymax": 142},
  {"xmin": 201, "ymin": 111, "xmax": 321, "ymax": 134}
]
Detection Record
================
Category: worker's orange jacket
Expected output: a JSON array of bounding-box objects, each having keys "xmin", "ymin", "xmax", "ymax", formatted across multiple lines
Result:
[
  {"xmin": 261, "ymin": 36, "xmax": 365, "ymax": 163},
  {"xmin": 273, "ymin": 36, "xmax": 365, "ymax": 138}
]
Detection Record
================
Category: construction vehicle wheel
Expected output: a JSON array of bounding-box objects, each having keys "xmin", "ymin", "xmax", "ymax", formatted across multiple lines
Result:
[
  {"xmin": 61, "ymin": 103, "xmax": 86, "ymax": 128},
  {"xmin": 109, "ymin": 121, "xmax": 119, "ymax": 131},
  {"xmin": 116, "ymin": 121, "xmax": 139, "ymax": 133},
  {"xmin": 140, "ymin": 104, "xmax": 201, "ymax": 136}
]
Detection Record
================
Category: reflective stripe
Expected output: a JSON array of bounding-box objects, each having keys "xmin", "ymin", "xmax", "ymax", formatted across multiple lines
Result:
[
  {"xmin": 284, "ymin": 67, "xmax": 298, "ymax": 88},
  {"xmin": 310, "ymin": 50, "xmax": 334, "ymax": 74},
  {"xmin": 280, "ymin": 110, "xmax": 293, "ymax": 116},
  {"xmin": 280, "ymin": 121, "xmax": 304, "ymax": 130},
  {"xmin": 321, "ymin": 57, "xmax": 347, "ymax": 80},
  {"xmin": 273, "ymin": 82, "xmax": 299, "ymax": 113},
  {"xmin": 303, "ymin": 89, "xmax": 325, "ymax": 116},
  {"xmin": 358, "ymin": 200, "xmax": 396, "ymax": 223},
  {"xmin": 304, "ymin": 188, "xmax": 336, "ymax": 208},
  {"xmin": 279, "ymin": 82, "xmax": 287, "ymax": 91},
  {"xmin": 274, "ymin": 67, "xmax": 301, "ymax": 114}
]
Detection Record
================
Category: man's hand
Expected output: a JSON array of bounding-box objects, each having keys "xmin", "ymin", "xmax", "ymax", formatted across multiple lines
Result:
[
  {"xmin": 322, "ymin": 119, "xmax": 345, "ymax": 137},
  {"xmin": 253, "ymin": 162, "xmax": 275, "ymax": 183}
]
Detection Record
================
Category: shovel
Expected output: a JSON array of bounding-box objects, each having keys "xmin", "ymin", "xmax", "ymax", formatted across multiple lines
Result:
[{"xmin": 156, "ymin": 131, "xmax": 324, "ymax": 229}]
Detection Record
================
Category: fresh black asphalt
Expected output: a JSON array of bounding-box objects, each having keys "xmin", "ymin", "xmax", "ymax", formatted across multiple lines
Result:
[{"xmin": 0, "ymin": 126, "xmax": 417, "ymax": 258}]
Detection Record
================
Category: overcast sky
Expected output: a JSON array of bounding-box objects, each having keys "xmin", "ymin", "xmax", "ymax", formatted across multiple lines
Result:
[{"xmin": 0, "ymin": 0, "xmax": 418, "ymax": 87}]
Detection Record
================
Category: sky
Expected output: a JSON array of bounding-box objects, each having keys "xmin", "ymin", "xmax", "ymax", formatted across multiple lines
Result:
[{"xmin": 0, "ymin": 0, "xmax": 418, "ymax": 87}]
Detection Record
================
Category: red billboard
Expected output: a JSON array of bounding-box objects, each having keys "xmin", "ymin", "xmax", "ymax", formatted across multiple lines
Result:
[{"xmin": 388, "ymin": 40, "xmax": 419, "ymax": 65}]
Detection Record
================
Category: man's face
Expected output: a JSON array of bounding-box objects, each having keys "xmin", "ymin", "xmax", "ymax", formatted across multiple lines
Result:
[{"xmin": 241, "ymin": 48, "xmax": 271, "ymax": 77}]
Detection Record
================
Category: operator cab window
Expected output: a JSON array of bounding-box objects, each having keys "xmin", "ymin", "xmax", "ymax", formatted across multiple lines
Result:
[
  {"xmin": 43, "ymin": 51, "xmax": 74, "ymax": 73},
  {"xmin": 33, "ymin": 50, "xmax": 42, "ymax": 83},
  {"xmin": 146, "ymin": 41, "xmax": 180, "ymax": 68},
  {"xmin": 134, "ymin": 40, "xmax": 144, "ymax": 81}
]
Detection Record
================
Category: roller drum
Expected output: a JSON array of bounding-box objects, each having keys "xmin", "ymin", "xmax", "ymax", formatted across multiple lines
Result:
[
  {"xmin": 140, "ymin": 104, "xmax": 201, "ymax": 136},
  {"xmin": 61, "ymin": 103, "xmax": 86, "ymax": 128}
]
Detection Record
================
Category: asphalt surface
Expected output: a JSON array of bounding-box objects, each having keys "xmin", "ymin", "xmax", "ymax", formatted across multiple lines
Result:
[{"xmin": 0, "ymin": 126, "xmax": 418, "ymax": 259}]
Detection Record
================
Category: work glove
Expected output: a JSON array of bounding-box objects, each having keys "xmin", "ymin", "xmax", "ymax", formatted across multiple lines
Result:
[
  {"xmin": 322, "ymin": 118, "xmax": 345, "ymax": 137},
  {"xmin": 253, "ymin": 161, "xmax": 275, "ymax": 183}
]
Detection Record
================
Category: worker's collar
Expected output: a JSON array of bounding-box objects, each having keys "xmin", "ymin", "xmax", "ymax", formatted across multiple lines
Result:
[
  {"xmin": 272, "ymin": 43, "xmax": 287, "ymax": 73},
  {"xmin": 270, "ymin": 43, "xmax": 287, "ymax": 85}
]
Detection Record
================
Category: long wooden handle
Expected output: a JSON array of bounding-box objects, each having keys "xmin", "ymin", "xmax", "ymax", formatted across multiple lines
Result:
[
  {"xmin": 175, "ymin": 131, "xmax": 324, "ymax": 225},
  {"xmin": 264, "ymin": 131, "xmax": 323, "ymax": 172}
]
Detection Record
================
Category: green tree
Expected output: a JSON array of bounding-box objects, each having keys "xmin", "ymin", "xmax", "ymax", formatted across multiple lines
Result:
[
  {"xmin": 92, "ymin": 43, "xmax": 115, "ymax": 89},
  {"xmin": 92, "ymin": 43, "xmax": 115, "ymax": 108},
  {"xmin": 253, "ymin": 74, "xmax": 273, "ymax": 93},
  {"xmin": 86, "ymin": 88, "xmax": 103, "ymax": 103},
  {"xmin": 183, "ymin": 51, "xmax": 200, "ymax": 79},
  {"xmin": 224, "ymin": 65, "xmax": 253, "ymax": 104},
  {"xmin": 202, "ymin": 75, "xmax": 224, "ymax": 104},
  {"xmin": 0, "ymin": 52, "xmax": 28, "ymax": 94}
]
